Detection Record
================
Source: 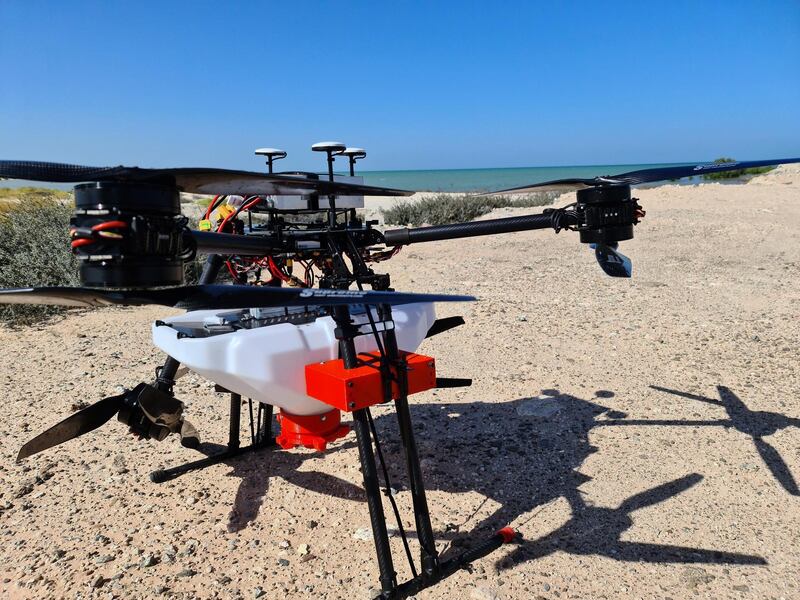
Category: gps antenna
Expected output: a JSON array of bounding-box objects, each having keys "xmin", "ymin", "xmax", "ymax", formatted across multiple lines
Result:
[{"xmin": 254, "ymin": 147, "xmax": 287, "ymax": 174}]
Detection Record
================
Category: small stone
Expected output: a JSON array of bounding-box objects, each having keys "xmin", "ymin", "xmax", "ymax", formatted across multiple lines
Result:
[
  {"xmin": 680, "ymin": 566, "xmax": 715, "ymax": 589},
  {"xmin": 352, "ymin": 527, "xmax": 372, "ymax": 541},
  {"xmin": 470, "ymin": 586, "xmax": 500, "ymax": 600},
  {"xmin": 733, "ymin": 584, "xmax": 750, "ymax": 592},
  {"xmin": 181, "ymin": 539, "xmax": 198, "ymax": 556},
  {"xmin": 253, "ymin": 587, "xmax": 265, "ymax": 598},
  {"xmin": 176, "ymin": 568, "xmax": 196, "ymax": 577},
  {"xmin": 140, "ymin": 554, "xmax": 158, "ymax": 568},
  {"xmin": 13, "ymin": 480, "xmax": 35, "ymax": 499},
  {"xmin": 112, "ymin": 455, "xmax": 128, "ymax": 474},
  {"xmin": 216, "ymin": 576, "xmax": 232, "ymax": 586},
  {"xmin": 278, "ymin": 539, "xmax": 291, "ymax": 549},
  {"xmin": 277, "ymin": 558, "xmax": 290, "ymax": 567},
  {"xmin": 153, "ymin": 585, "xmax": 169, "ymax": 594},
  {"xmin": 95, "ymin": 554, "xmax": 115, "ymax": 565},
  {"xmin": 52, "ymin": 549, "xmax": 66, "ymax": 561},
  {"xmin": 185, "ymin": 495, "xmax": 198, "ymax": 505},
  {"xmin": 297, "ymin": 543, "xmax": 310, "ymax": 556},
  {"xmin": 516, "ymin": 396, "xmax": 563, "ymax": 418},
  {"xmin": 307, "ymin": 520, "xmax": 318, "ymax": 529},
  {"xmin": 92, "ymin": 575, "xmax": 105, "ymax": 589},
  {"xmin": 517, "ymin": 315, "xmax": 528, "ymax": 322}
]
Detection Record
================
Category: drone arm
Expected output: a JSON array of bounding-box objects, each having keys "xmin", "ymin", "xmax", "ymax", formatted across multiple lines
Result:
[
  {"xmin": 189, "ymin": 230, "xmax": 282, "ymax": 255},
  {"xmin": 382, "ymin": 211, "xmax": 567, "ymax": 246}
]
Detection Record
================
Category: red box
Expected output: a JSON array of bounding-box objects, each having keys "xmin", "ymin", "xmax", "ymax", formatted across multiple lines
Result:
[{"xmin": 305, "ymin": 351, "xmax": 436, "ymax": 412}]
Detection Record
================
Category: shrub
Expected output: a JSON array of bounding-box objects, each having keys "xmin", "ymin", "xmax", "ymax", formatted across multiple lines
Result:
[
  {"xmin": 0, "ymin": 197, "xmax": 80, "ymax": 326},
  {"xmin": 380, "ymin": 192, "xmax": 557, "ymax": 226},
  {"xmin": 702, "ymin": 157, "xmax": 776, "ymax": 180}
]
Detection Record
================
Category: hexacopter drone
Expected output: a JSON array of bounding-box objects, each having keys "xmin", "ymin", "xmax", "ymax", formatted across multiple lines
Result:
[{"xmin": 0, "ymin": 147, "xmax": 797, "ymax": 599}]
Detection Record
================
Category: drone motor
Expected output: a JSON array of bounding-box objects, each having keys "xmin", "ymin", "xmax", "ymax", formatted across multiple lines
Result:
[
  {"xmin": 71, "ymin": 181, "xmax": 189, "ymax": 288},
  {"xmin": 574, "ymin": 184, "xmax": 643, "ymax": 244}
]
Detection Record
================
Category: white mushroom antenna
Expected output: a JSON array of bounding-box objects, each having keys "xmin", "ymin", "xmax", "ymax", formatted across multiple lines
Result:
[
  {"xmin": 254, "ymin": 148, "xmax": 287, "ymax": 173},
  {"xmin": 254, "ymin": 148, "xmax": 287, "ymax": 159},
  {"xmin": 342, "ymin": 147, "xmax": 367, "ymax": 160},
  {"xmin": 311, "ymin": 141, "xmax": 347, "ymax": 154}
]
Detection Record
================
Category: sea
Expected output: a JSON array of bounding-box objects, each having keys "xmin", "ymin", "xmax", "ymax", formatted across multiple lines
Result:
[{"xmin": 358, "ymin": 162, "xmax": 700, "ymax": 192}]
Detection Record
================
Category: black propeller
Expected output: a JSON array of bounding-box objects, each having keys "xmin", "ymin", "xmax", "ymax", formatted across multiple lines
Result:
[
  {"xmin": 0, "ymin": 285, "xmax": 475, "ymax": 310},
  {"xmin": 489, "ymin": 158, "xmax": 800, "ymax": 194},
  {"xmin": 0, "ymin": 160, "xmax": 413, "ymax": 197},
  {"xmin": 18, "ymin": 392, "xmax": 127, "ymax": 460},
  {"xmin": 17, "ymin": 383, "xmax": 199, "ymax": 461},
  {"xmin": 592, "ymin": 243, "xmax": 632, "ymax": 278}
]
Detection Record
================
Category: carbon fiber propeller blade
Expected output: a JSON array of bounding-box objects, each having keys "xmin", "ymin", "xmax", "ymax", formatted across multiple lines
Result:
[
  {"xmin": 592, "ymin": 243, "xmax": 632, "ymax": 278},
  {"xmin": 0, "ymin": 285, "xmax": 475, "ymax": 310},
  {"xmin": 17, "ymin": 393, "xmax": 125, "ymax": 460},
  {"xmin": 489, "ymin": 158, "xmax": 800, "ymax": 194},
  {"xmin": 0, "ymin": 160, "xmax": 413, "ymax": 197}
]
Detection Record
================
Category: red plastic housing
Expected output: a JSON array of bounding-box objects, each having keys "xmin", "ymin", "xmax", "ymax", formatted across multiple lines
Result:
[
  {"xmin": 305, "ymin": 351, "xmax": 436, "ymax": 412},
  {"xmin": 275, "ymin": 409, "xmax": 350, "ymax": 452}
]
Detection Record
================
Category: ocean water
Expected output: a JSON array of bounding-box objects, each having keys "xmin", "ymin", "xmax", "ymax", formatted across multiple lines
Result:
[{"xmin": 359, "ymin": 163, "xmax": 697, "ymax": 192}]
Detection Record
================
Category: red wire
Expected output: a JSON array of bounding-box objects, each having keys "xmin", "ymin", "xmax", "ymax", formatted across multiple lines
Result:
[
  {"xmin": 205, "ymin": 195, "xmax": 221, "ymax": 220},
  {"xmin": 71, "ymin": 238, "xmax": 94, "ymax": 248},
  {"xmin": 91, "ymin": 220, "xmax": 128, "ymax": 232}
]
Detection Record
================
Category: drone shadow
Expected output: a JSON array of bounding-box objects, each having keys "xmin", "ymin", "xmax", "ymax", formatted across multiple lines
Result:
[
  {"xmin": 605, "ymin": 385, "xmax": 800, "ymax": 496},
  {"xmin": 195, "ymin": 438, "xmax": 364, "ymax": 533},
  {"xmin": 366, "ymin": 391, "xmax": 765, "ymax": 569},
  {"xmin": 187, "ymin": 388, "xmax": 767, "ymax": 567}
]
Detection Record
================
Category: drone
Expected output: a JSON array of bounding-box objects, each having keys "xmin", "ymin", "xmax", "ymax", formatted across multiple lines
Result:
[{"xmin": 0, "ymin": 147, "xmax": 797, "ymax": 599}]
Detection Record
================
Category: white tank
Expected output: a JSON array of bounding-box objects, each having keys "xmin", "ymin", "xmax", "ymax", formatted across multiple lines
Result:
[{"xmin": 152, "ymin": 303, "xmax": 435, "ymax": 415}]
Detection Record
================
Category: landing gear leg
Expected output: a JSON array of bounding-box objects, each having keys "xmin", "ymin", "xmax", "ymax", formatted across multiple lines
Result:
[{"xmin": 150, "ymin": 393, "xmax": 276, "ymax": 483}]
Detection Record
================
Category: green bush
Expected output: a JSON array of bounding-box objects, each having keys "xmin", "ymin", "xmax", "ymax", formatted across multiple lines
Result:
[
  {"xmin": 0, "ymin": 198, "xmax": 80, "ymax": 326},
  {"xmin": 380, "ymin": 192, "xmax": 557, "ymax": 226},
  {"xmin": 702, "ymin": 157, "xmax": 776, "ymax": 180}
]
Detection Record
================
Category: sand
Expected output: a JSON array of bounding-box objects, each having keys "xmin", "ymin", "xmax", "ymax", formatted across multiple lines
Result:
[{"xmin": 1, "ymin": 166, "xmax": 799, "ymax": 599}]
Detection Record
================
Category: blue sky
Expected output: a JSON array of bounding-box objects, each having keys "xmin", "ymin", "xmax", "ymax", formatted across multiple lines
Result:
[{"xmin": 0, "ymin": 1, "xmax": 798, "ymax": 171}]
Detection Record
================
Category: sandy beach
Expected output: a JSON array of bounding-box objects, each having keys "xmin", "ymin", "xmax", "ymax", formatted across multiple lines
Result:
[{"xmin": 1, "ymin": 166, "xmax": 799, "ymax": 600}]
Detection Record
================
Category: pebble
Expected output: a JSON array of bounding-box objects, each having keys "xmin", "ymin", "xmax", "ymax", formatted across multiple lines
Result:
[
  {"xmin": 297, "ymin": 543, "xmax": 310, "ymax": 556},
  {"xmin": 680, "ymin": 566, "xmax": 715, "ymax": 589},
  {"xmin": 140, "ymin": 554, "xmax": 158, "ymax": 568},
  {"xmin": 176, "ymin": 568, "xmax": 196, "ymax": 577},
  {"xmin": 94, "ymin": 554, "xmax": 115, "ymax": 564},
  {"xmin": 352, "ymin": 528, "xmax": 372, "ymax": 541},
  {"xmin": 277, "ymin": 558, "xmax": 290, "ymax": 567},
  {"xmin": 253, "ymin": 587, "xmax": 265, "ymax": 598},
  {"xmin": 13, "ymin": 480, "xmax": 35, "ymax": 499},
  {"xmin": 111, "ymin": 455, "xmax": 128, "ymax": 475},
  {"xmin": 91, "ymin": 575, "xmax": 105, "ymax": 589},
  {"xmin": 470, "ymin": 586, "xmax": 500, "ymax": 600}
]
